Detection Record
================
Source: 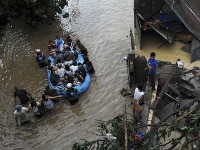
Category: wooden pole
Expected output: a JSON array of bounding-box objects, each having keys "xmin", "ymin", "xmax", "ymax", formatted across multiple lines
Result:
[
  {"xmin": 176, "ymin": 109, "xmax": 195, "ymax": 121},
  {"xmin": 123, "ymin": 101, "xmax": 128, "ymax": 150}
]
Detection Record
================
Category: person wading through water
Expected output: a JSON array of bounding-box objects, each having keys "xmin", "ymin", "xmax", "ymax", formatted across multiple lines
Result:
[
  {"xmin": 14, "ymin": 86, "xmax": 32, "ymax": 105},
  {"xmin": 14, "ymin": 105, "xmax": 30, "ymax": 128},
  {"xmin": 65, "ymin": 83, "xmax": 79, "ymax": 105},
  {"xmin": 36, "ymin": 49, "xmax": 46, "ymax": 68}
]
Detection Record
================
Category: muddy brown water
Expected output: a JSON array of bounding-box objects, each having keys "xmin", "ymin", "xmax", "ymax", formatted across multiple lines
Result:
[
  {"xmin": 1, "ymin": 0, "xmax": 199, "ymax": 149},
  {"xmin": 135, "ymin": 33, "xmax": 200, "ymax": 69},
  {"xmin": 0, "ymin": 0, "xmax": 134, "ymax": 149}
]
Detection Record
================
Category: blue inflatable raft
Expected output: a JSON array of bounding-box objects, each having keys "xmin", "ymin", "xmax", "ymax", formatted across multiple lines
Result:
[{"xmin": 47, "ymin": 51, "xmax": 91, "ymax": 97}]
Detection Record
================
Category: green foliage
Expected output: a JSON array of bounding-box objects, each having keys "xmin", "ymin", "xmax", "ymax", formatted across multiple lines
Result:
[
  {"xmin": 72, "ymin": 104, "xmax": 200, "ymax": 149},
  {"xmin": 97, "ymin": 114, "xmax": 125, "ymax": 147},
  {"xmin": 0, "ymin": 0, "xmax": 69, "ymax": 27},
  {"xmin": 72, "ymin": 115, "xmax": 131, "ymax": 150},
  {"xmin": 63, "ymin": 12, "xmax": 69, "ymax": 18}
]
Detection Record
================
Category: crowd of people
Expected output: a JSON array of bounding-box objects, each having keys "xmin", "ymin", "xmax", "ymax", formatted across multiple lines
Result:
[
  {"xmin": 14, "ymin": 86, "xmax": 63, "ymax": 128},
  {"xmin": 132, "ymin": 53, "xmax": 183, "ymax": 122},
  {"xmin": 14, "ymin": 35, "xmax": 95, "ymax": 128},
  {"xmin": 132, "ymin": 52, "xmax": 157, "ymax": 121},
  {"xmin": 37, "ymin": 35, "xmax": 94, "ymax": 87}
]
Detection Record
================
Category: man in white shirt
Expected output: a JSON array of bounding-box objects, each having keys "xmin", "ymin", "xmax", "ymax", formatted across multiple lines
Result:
[
  {"xmin": 70, "ymin": 61, "xmax": 79, "ymax": 74},
  {"xmin": 133, "ymin": 83, "xmax": 145, "ymax": 102},
  {"xmin": 176, "ymin": 59, "xmax": 184, "ymax": 69},
  {"xmin": 56, "ymin": 64, "xmax": 65, "ymax": 78},
  {"xmin": 14, "ymin": 105, "xmax": 29, "ymax": 128}
]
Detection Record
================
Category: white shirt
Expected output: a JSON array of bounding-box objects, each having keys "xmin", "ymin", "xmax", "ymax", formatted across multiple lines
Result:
[
  {"xmin": 63, "ymin": 60, "xmax": 73, "ymax": 66},
  {"xmin": 134, "ymin": 88, "xmax": 144, "ymax": 101},
  {"xmin": 33, "ymin": 106, "xmax": 38, "ymax": 114},
  {"xmin": 14, "ymin": 107, "xmax": 29, "ymax": 124},
  {"xmin": 65, "ymin": 70, "xmax": 73, "ymax": 77},
  {"xmin": 14, "ymin": 107, "xmax": 28, "ymax": 116},
  {"xmin": 70, "ymin": 65, "xmax": 79, "ymax": 74},
  {"xmin": 177, "ymin": 60, "xmax": 184, "ymax": 68},
  {"xmin": 56, "ymin": 63, "xmax": 65, "ymax": 68},
  {"xmin": 56, "ymin": 68, "xmax": 65, "ymax": 78}
]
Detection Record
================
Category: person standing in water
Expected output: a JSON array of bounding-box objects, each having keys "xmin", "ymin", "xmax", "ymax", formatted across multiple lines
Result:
[
  {"xmin": 14, "ymin": 86, "xmax": 32, "ymax": 104},
  {"xmin": 147, "ymin": 52, "xmax": 157, "ymax": 91},
  {"xmin": 41, "ymin": 94, "xmax": 62, "ymax": 114},
  {"xmin": 14, "ymin": 105, "xmax": 30, "ymax": 128},
  {"xmin": 36, "ymin": 49, "xmax": 46, "ymax": 68},
  {"xmin": 65, "ymin": 83, "xmax": 79, "ymax": 105},
  {"xmin": 30, "ymin": 100, "xmax": 45, "ymax": 118}
]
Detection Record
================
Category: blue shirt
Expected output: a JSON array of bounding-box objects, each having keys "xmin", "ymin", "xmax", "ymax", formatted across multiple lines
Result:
[
  {"xmin": 148, "ymin": 58, "xmax": 157, "ymax": 75},
  {"xmin": 56, "ymin": 53, "xmax": 64, "ymax": 62},
  {"xmin": 37, "ymin": 53, "xmax": 45, "ymax": 62},
  {"xmin": 43, "ymin": 99, "xmax": 54, "ymax": 109},
  {"xmin": 55, "ymin": 38, "xmax": 63, "ymax": 48}
]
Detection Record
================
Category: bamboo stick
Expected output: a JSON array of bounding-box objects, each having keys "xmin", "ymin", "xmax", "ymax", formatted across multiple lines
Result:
[{"xmin": 123, "ymin": 101, "xmax": 128, "ymax": 150}]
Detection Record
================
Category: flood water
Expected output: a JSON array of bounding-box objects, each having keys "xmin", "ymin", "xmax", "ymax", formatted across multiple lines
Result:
[
  {"xmin": 1, "ymin": 0, "xmax": 199, "ymax": 149},
  {"xmin": 0, "ymin": 0, "xmax": 134, "ymax": 149},
  {"xmin": 135, "ymin": 32, "xmax": 200, "ymax": 69}
]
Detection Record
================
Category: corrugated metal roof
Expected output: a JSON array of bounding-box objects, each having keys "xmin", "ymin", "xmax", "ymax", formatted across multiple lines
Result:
[
  {"xmin": 137, "ymin": 13, "xmax": 176, "ymax": 43},
  {"xmin": 165, "ymin": 0, "xmax": 200, "ymax": 41}
]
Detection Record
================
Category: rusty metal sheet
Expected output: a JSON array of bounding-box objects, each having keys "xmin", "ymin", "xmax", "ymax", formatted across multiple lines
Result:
[{"xmin": 165, "ymin": 0, "xmax": 200, "ymax": 41}]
